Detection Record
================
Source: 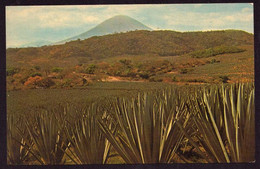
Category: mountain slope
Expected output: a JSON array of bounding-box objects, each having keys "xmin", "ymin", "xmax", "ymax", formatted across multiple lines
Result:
[
  {"xmin": 56, "ymin": 15, "xmax": 152, "ymax": 44},
  {"xmin": 6, "ymin": 30, "xmax": 253, "ymax": 66}
]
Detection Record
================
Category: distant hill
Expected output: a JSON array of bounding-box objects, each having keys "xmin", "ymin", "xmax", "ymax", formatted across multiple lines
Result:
[
  {"xmin": 19, "ymin": 40, "xmax": 52, "ymax": 48},
  {"xmin": 55, "ymin": 15, "xmax": 152, "ymax": 45},
  {"xmin": 6, "ymin": 29, "xmax": 254, "ymax": 89},
  {"xmin": 6, "ymin": 29, "xmax": 253, "ymax": 66},
  {"xmin": 7, "ymin": 40, "xmax": 52, "ymax": 48}
]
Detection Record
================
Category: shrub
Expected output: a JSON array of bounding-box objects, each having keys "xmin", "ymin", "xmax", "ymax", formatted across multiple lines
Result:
[
  {"xmin": 190, "ymin": 45, "xmax": 246, "ymax": 58},
  {"xmin": 30, "ymin": 72, "xmax": 42, "ymax": 77},
  {"xmin": 125, "ymin": 69, "xmax": 136, "ymax": 78},
  {"xmin": 139, "ymin": 72, "xmax": 150, "ymax": 79},
  {"xmin": 85, "ymin": 64, "xmax": 96, "ymax": 74},
  {"xmin": 24, "ymin": 76, "xmax": 55, "ymax": 88},
  {"xmin": 180, "ymin": 68, "xmax": 188, "ymax": 74},
  {"xmin": 34, "ymin": 66, "xmax": 41, "ymax": 70},
  {"xmin": 114, "ymin": 70, "xmax": 121, "ymax": 76},
  {"xmin": 211, "ymin": 59, "xmax": 216, "ymax": 64},
  {"xmin": 24, "ymin": 76, "xmax": 43, "ymax": 86},
  {"xmin": 219, "ymin": 75, "xmax": 230, "ymax": 83},
  {"xmin": 62, "ymin": 78, "xmax": 72, "ymax": 87},
  {"xmin": 81, "ymin": 78, "xmax": 91, "ymax": 85},
  {"xmin": 186, "ymin": 79, "xmax": 206, "ymax": 83},
  {"xmin": 149, "ymin": 76, "xmax": 163, "ymax": 82},
  {"xmin": 52, "ymin": 67, "xmax": 63, "ymax": 73},
  {"xmin": 172, "ymin": 76, "xmax": 177, "ymax": 82},
  {"xmin": 6, "ymin": 68, "xmax": 19, "ymax": 76},
  {"xmin": 119, "ymin": 59, "xmax": 132, "ymax": 66},
  {"xmin": 19, "ymin": 76, "xmax": 29, "ymax": 84},
  {"xmin": 34, "ymin": 78, "xmax": 55, "ymax": 88},
  {"xmin": 209, "ymin": 59, "xmax": 220, "ymax": 64},
  {"xmin": 148, "ymin": 77, "xmax": 155, "ymax": 82}
]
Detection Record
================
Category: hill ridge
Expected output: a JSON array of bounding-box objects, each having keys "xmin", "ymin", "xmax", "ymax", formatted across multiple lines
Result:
[{"xmin": 7, "ymin": 29, "xmax": 253, "ymax": 64}]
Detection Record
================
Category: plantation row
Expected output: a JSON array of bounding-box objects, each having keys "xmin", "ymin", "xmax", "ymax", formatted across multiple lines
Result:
[{"xmin": 7, "ymin": 83, "xmax": 255, "ymax": 164}]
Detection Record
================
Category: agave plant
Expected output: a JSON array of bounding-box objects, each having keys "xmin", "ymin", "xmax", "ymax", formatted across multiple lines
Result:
[
  {"xmin": 222, "ymin": 83, "xmax": 255, "ymax": 162},
  {"xmin": 98, "ymin": 90, "xmax": 191, "ymax": 163},
  {"xmin": 24, "ymin": 111, "xmax": 69, "ymax": 165},
  {"xmin": 7, "ymin": 115, "xmax": 32, "ymax": 164},
  {"xmin": 180, "ymin": 83, "xmax": 255, "ymax": 163},
  {"xmin": 64, "ymin": 103, "xmax": 113, "ymax": 164}
]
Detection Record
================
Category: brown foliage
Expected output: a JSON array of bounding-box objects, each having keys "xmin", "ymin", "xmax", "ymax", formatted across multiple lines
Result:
[
  {"xmin": 24, "ymin": 76, "xmax": 55, "ymax": 88},
  {"xmin": 24, "ymin": 76, "xmax": 43, "ymax": 86}
]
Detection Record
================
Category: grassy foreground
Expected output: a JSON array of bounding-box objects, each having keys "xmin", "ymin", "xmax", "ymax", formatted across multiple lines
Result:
[{"xmin": 7, "ymin": 82, "xmax": 254, "ymax": 164}]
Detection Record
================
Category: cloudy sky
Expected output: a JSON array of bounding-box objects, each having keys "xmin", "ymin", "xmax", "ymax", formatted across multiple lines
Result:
[{"xmin": 6, "ymin": 3, "xmax": 254, "ymax": 48}]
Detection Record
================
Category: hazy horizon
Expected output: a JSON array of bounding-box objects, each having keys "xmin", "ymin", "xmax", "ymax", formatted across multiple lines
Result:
[{"xmin": 6, "ymin": 3, "xmax": 254, "ymax": 48}]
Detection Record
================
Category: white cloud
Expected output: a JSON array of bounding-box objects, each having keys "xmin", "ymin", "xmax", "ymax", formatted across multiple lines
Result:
[
  {"xmin": 163, "ymin": 9, "xmax": 253, "ymax": 31},
  {"xmin": 224, "ymin": 15, "xmax": 236, "ymax": 22},
  {"xmin": 6, "ymin": 5, "xmax": 160, "ymax": 30},
  {"xmin": 6, "ymin": 4, "xmax": 254, "ymax": 47},
  {"xmin": 242, "ymin": 7, "xmax": 252, "ymax": 13},
  {"xmin": 164, "ymin": 12, "xmax": 225, "ymax": 28},
  {"xmin": 6, "ymin": 6, "xmax": 103, "ymax": 29},
  {"xmin": 37, "ymin": 12, "xmax": 101, "ymax": 28}
]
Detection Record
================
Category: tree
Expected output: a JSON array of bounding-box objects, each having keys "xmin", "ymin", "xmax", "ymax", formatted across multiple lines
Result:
[
  {"xmin": 219, "ymin": 75, "xmax": 230, "ymax": 83},
  {"xmin": 85, "ymin": 64, "xmax": 96, "ymax": 74}
]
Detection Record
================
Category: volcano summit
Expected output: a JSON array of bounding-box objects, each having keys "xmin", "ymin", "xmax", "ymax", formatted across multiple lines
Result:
[{"xmin": 56, "ymin": 15, "xmax": 152, "ymax": 44}]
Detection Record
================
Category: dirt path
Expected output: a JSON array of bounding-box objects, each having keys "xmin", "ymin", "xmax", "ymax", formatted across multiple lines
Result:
[
  {"xmin": 105, "ymin": 76, "xmax": 125, "ymax": 82},
  {"xmin": 102, "ymin": 76, "xmax": 146, "ymax": 82}
]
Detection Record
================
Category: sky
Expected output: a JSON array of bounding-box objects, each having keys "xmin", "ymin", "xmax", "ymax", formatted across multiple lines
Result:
[{"xmin": 6, "ymin": 3, "xmax": 254, "ymax": 48}]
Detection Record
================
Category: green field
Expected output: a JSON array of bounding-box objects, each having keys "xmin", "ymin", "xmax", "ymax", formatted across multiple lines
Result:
[
  {"xmin": 7, "ymin": 82, "xmax": 173, "ymax": 114},
  {"xmin": 6, "ymin": 29, "xmax": 255, "ymax": 165},
  {"xmin": 7, "ymin": 81, "xmax": 255, "ymax": 164}
]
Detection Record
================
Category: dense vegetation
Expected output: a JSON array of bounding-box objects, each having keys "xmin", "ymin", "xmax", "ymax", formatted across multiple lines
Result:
[
  {"xmin": 6, "ymin": 49, "xmax": 254, "ymax": 90},
  {"xmin": 7, "ymin": 83, "xmax": 255, "ymax": 164},
  {"xmin": 6, "ymin": 29, "xmax": 254, "ymax": 91},
  {"xmin": 190, "ymin": 45, "xmax": 246, "ymax": 58},
  {"xmin": 6, "ymin": 29, "xmax": 255, "ymax": 164},
  {"xmin": 7, "ymin": 30, "xmax": 253, "ymax": 61}
]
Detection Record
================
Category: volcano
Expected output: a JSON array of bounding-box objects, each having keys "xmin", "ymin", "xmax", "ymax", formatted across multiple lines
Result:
[{"xmin": 55, "ymin": 15, "xmax": 152, "ymax": 44}]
